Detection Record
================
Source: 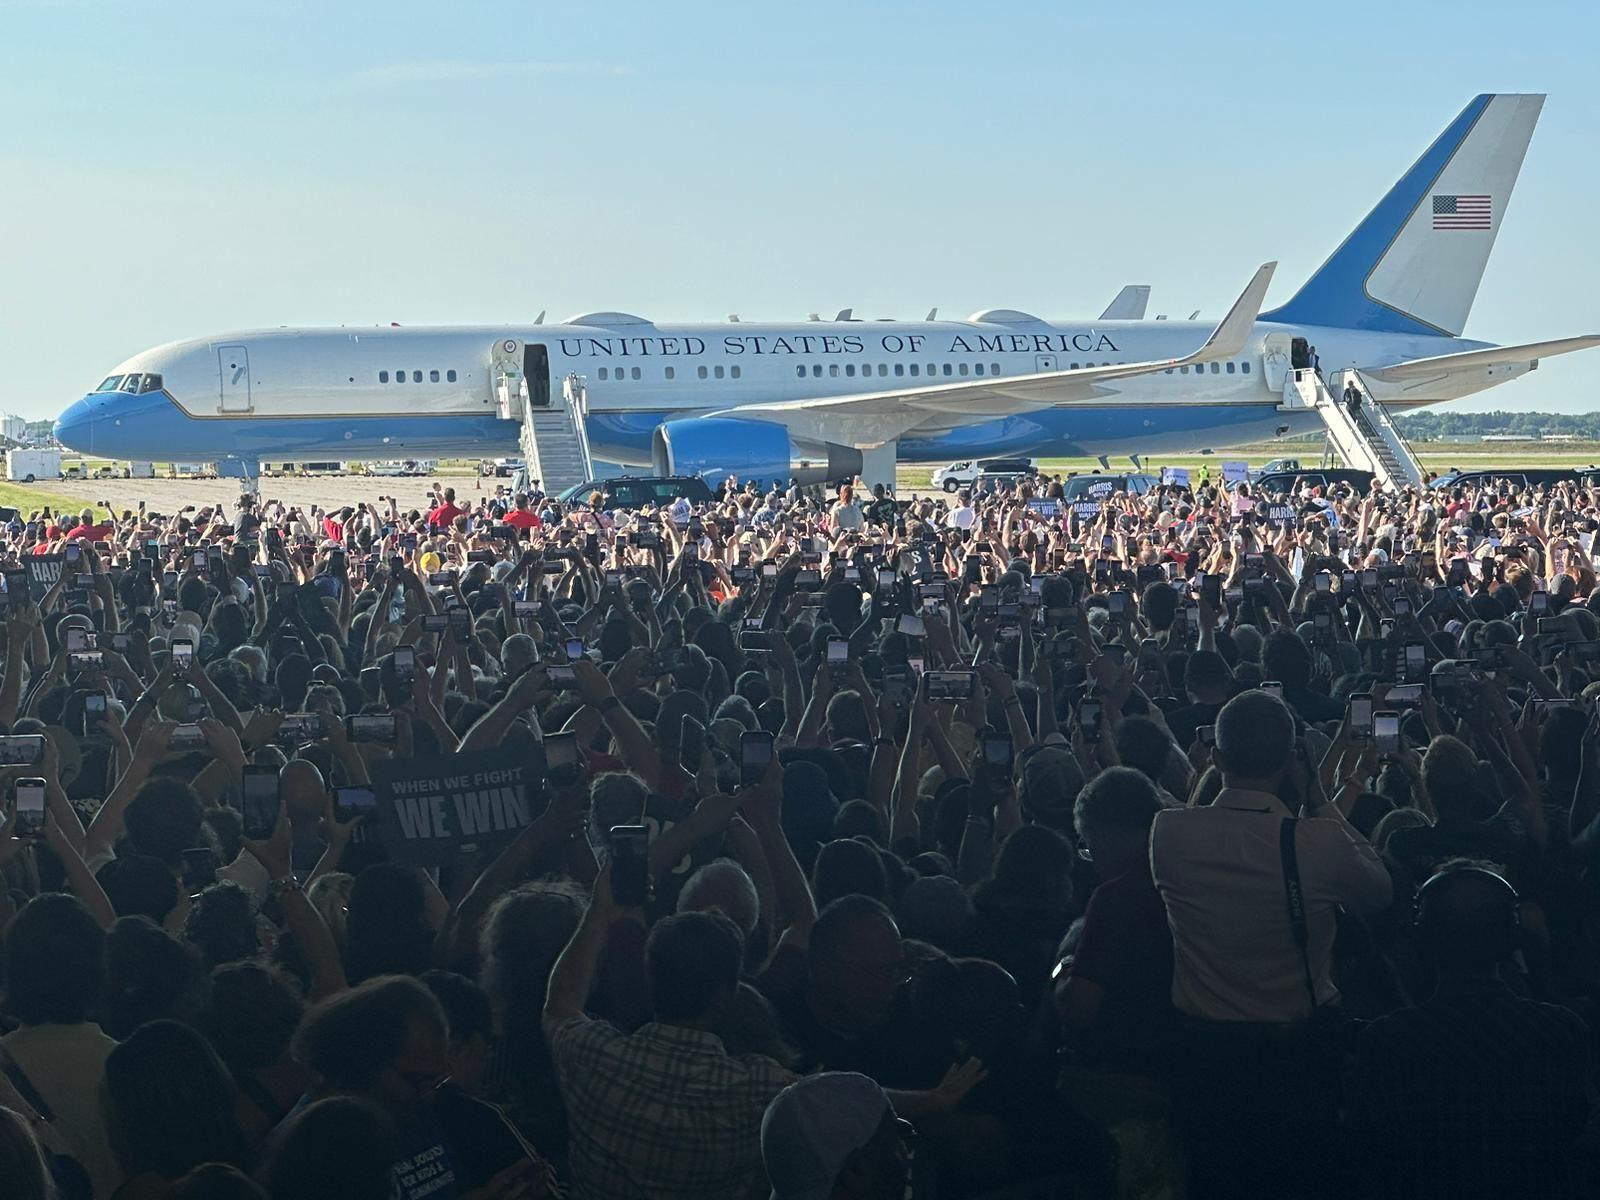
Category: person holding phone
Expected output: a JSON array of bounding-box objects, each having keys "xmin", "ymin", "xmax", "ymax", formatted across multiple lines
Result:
[{"xmin": 1149, "ymin": 689, "xmax": 1391, "ymax": 1197}]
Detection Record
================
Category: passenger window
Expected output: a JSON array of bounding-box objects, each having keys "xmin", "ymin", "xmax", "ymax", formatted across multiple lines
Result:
[
  {"xmin": 942, "ymin": 364, "xmax": 953, "ymax": 376},
  {"xmin": 1226, "ymin": 361, "xmax": 1236, "ymax": 374},
  {"xmin": 958, "ymin": 363, "xmax": 969, "ymax": 376},
  {"xmin": 796, "ymin": 365, "xmax": 806, "ymax": 378},
  {"xmin": 412, "ymin": 371, "xmax": 422, "ymax": 382},
  {"xmin": 991, "ymin": 363, "xmax": 1001, "ymax": 375},
  {"xmin": 1070, "ymin": 363, "xmax": 1079, "ymax": 370},
  {"xmin": 714, "ymin": 366, "xmax": 724, "ymax": 379},
  {"xmin": 395, "ymin": 370, "xmax": 405, "ymax": 383},
  {"xmin": 379, "ymin": 371, "xmax": 389, "ymax": 383},
  {"xmin": 430, "ymin": 370, "xmax": 440, "ymax": 382},
  {"xmin": 1210, "ymin": 363, "xmax": 1219, "ymax": 374},
  {"xmin": 879, "ymin": 365, "xmax": 888, "ymax": 376},
  {"xmin": 909, "ymin": 364, "xmax": 920, "ymax": 376},
  {"xmin": 666, "ymin": 366, "xmax": 675, "ymax": 380},
  {"xmin": 447, "ymin": 369, "xmax": 457, "ymax": 382},
  {"xmin": 975, "ymin": 363, "xmax": 985, "ymax": 376},
  {"xmin": 1164, "ymin": 368, "xmax": 1173, "ymax": 375},
  {"xmin": 845, "ymin": 364, "xmax": 855, "ymax": 377},
  {"xmin": 598, "ymin": 367, "xmax": 608, "ymax": 380},
  {"xmin": 828, "ymin": 365, "xmax": 838, "ymax": 377},
  {"xmin": 698, "ymin": 366, "xmax": 709, "ymax": 379},
  {"xmin": 632, "ymin": 367, "xmax": 642, "ymax": 380},
  {"xmin": 926, "ymin": 364, "xmax": 935, "ymax": 376},
  {"xmin": 1241, "ymin": 362, "xmax": 1251, "ymax": 374},
  {"xmin": 894, "ymin": 364, "xmax": 904, "ymax": 376},
  {"xmin": 731, "ymin": 365, "xmax": 741, "ymax": 379},
  {"xmin": 1179, "ymin": 365, "xmax": 1188, "ymax": 374},
  {"xmin": 812, "ymin": 365, "xmax": 822, "ymax": 377}
]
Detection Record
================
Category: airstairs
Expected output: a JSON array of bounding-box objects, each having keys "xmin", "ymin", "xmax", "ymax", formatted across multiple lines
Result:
[
  {"xmin": 1279, "ymin": 367, "xmax": 1425, "ymax": 490},
  {"xmin": 492, "ymin": 343, "xmax": 594, "ymax": 495}
]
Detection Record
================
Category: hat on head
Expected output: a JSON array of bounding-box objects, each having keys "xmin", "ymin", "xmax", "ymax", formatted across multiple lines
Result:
[{"xmin": 762, "ymin": 1072, "xmax": 893, "ymax": 1200}]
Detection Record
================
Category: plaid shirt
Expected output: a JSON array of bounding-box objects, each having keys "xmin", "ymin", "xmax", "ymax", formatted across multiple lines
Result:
[{"xmin": 549, "ymin": 1015, "xmax": 795, "ymax": 1200}]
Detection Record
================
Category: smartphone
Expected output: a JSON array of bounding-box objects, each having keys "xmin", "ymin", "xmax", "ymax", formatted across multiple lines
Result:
[
  {"xmin": 981, "ymin": 731, "xmax": 1014, "ymax": 772},
  {"xmin": 512, "ymin": 600, "xmax": 539, "ymax": 619},
  {"xmin": 925, "ymin": 670, "xmax": 977, "ymax": 701},
  {"xmin": 794, "ymin": 568, "xmax": 821, "ymax": 589},
  {"xmin": 12, "ymin": 778, "xmax": 46, "ymax": 839},
  {"xmin": 894, "ymin": 613, "xmax": 926, "ymax": 639},
  {"xmin": 545, "ymin": 731, "xmax": 582, "ymax": 787},
  {"xmin": 738, "ymin": 629, "xmax": 769, "ymax": 653},
  {"xmin": 334, "ymin": 785, "xmax": 378, "ymax": 825},
  {"xmin": 1108, "ymin": 591, "xmax": 1129, "ymax": 616},
  {"xmin": 428, "ymin": 571, "xmax": 457, "ymax": 588},
  {"xmin": 0, "ymin": 735, "xmax": 47, "ymax": 766},
  {"xmin": 466, "ymin": 549, "xmax": 496, "ymax": 565},
  {"xmin": 565, "ymin": 638, "xmax": 585, "ymax": 663},
  {"xmin": 1403, "ymin": 641, "xmax": 1427, "ymax": 682},
  {"xmin": 609, "ymin": 825, "xmax": 650, "ymax": 907},
  {"xmin": 346, "ymin": 713, "xmax": 398, "ymax": 743},
  {"xmin": 277, "ymin": 713, "xmax": 322, "ymax": 744},
  {"xmin": 169, "ymin": 723, "xmax": 208, "ymax": 752},
  {"xmin": 69, "ymin": 650, "xmax": 104, "ymax": 671},
  {"xmin": 180, "ymin": 846, "xmax": 216, "ymax": 892},
  {"xmin": 422, "ymin": 614, "xmax": 449, "ymax": 634},
  {"xmin": 1079, "ymin": 700, "xmax": 1103, "ymax": 742},
  {"xmin": 1313, "ymin": 572, "xmax": 1332, "ymax": 594},
  {"xmin": 241, "ymin": 765, "xmax": 282, "ymax": 840},
  {"xmin": 1261, "ymin": 680, "xmax": 1285, "ymax": 702},
  {"xmin": 546, "ymin": 665, "xmax": 578, "ymax": 689},
  {"xmin": 1361, "ymin": 568, "xmax": 1379, "ymax": 591},
  {"xmin": 1196, "ymin": 724, "xmax": 1216, "ymax": 747},
  {"xmin": 679, "ymin": 716, "xmax": 706, "ymax": 773},
  {"xmin": 65, "ymin": 627, "xmax": 95, "ymax": 653},
  {"xmin": 740, "ymin": 730, "xmax": 775, "ymax": 789},
  {"xmin": 1349, "ymin": 694, "xmax": 1374, "ymax": 740},
  {"xmin": 392, "ymin": 645, "xmax": 416, "ymax": 684},
  {"xmin": 83, "ymin": 692, "xmax": 108, "ymax": 726},
  {"xmin": 1387, "ymin": 683, "xmax": 1425, "ymax": 706},
  {"xmin": 1529, "ymin": 590, "xmax": 1549, "ymax": 616},
  {"xmin": 1373, "ymin": 711, "xmax": 1402, "ymax": 755},
  {"xmin": 826, "ymin": 638, "xmax": 850, "ymax": 665},
  {"xmin": 170, "ymin": 638, "xmax": 195, "ymax": 672},
  {"xmin": 1200, "ymin": 573, "xmax": 1223, "ymax": 609}
]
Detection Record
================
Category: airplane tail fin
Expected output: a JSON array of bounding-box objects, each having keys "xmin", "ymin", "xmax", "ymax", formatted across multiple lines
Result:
[{"xmin": 1262, "ymin": 93, "xmax": 1544, "ymax": 337}]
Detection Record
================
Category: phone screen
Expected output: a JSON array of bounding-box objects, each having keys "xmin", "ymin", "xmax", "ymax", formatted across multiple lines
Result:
[
  {"xmin": 392, "ymin": 646, "xmax": 416, "ymax": 683},
  {"xmin": 925, "ymin": 670, "xmax": 976, "ymax": 701},
  {"xmin": 738, "ymin": 731, "xmax": 774, "ymax": 788},
  {"xmin": 1079, "ymin": 701, "xmax": 1103, "ymax": 741},
  {"xmin": 241, "ymin": 765, "xmax": 281, "ymax": 840},
  {"xmin": 13, "ymin": 780, "xmax": 46, "ymax": 838},
  {"xmin": 171, "ymin": 639, "xmax": 194, "ymax": 671},
  {"xmin": 545, "ymin": 731, "xmax": 582, "ymax": 786},
  {"xmin": 1373, "ymin": 712, "xmax": 1401, "ymax": 754},
  {"xmin": 982, "ymin": 733, "xmax": 1014, "ymax": 770},
  {"xmin": 333, "ymin": 786, "xmax": 378, "ymax": 824},
  {"xmin": 348, "ymin": 714, "xmax": 397, "ymax": 743},
  {"xmin": 1350, "ymin": 696, "xmax": 1374, "ymax": 738},
  {"xmin": 565, "ymin": 638, "xmax": 585, "ymax": 663},
  {"xmin": 826, "ymin": 638, "xmax": 850, "ymax": 664},
  {"xmin": 609, "ymin": 825, "xmax": 650, "ymax": 907}
]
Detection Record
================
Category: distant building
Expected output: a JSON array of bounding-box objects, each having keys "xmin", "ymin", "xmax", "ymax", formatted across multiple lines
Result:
[{"xmin": 0, "ymin": 413, "xmax": 25, "ymax": 443}]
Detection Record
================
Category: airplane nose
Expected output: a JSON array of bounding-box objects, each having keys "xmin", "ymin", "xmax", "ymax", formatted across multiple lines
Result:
[{"xmin": 54, "ymin": 396, "xmax": 99, "ymax": 452}]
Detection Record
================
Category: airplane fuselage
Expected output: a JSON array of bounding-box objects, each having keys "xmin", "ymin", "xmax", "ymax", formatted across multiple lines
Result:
[{"xmin": 53, "ymin": 316, "xmax": 1503, "ymax": 468}]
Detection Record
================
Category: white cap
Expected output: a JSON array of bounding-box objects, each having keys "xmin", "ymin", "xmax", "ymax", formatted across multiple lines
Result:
[{"xmin": 761, "ymin": 1072, "xmax": 891, "ymax": 1200}]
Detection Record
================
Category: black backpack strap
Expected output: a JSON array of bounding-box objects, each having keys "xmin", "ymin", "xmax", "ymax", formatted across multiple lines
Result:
[
  {"xmin": 1279, "ymin": 817, "xmax": 1320, "ymax": 1016},
  {"xmin": 0, "ymin": 1044, "xmax": 56, "ymax": 1124}
]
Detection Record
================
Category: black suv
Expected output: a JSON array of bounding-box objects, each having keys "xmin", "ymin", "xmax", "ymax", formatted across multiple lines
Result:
[
  {"xmin": 556, "ymin": 476, "xmax": 717, "ymax": 509},
  {"xmin": 1252, "ymin": 469, "xmax": 1376, "ymax": 496}
]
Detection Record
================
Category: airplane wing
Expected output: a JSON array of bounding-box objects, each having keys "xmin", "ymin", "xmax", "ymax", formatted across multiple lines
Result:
[
  {"xmin": 711, "ymin": 263, "xmax": 1276, "ymax": 445},
  {"xmin": 1099, "ymin": 285, "xmax": 1151, "ymax": 320},
  {"xmin": 1364, "ymin": 335, "xmax": 1600, "ymax": 382}
]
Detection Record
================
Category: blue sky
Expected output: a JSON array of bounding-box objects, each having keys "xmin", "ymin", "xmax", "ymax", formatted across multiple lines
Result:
[{"xmin": 2, "ymin": 0, "xmax": 1595, "ymax": 420}]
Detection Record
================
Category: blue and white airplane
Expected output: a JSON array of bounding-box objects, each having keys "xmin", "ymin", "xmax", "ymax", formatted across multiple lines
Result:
[{"xmin": 54, "ymin": 93, "xmax": 1597, "ymax": 485}]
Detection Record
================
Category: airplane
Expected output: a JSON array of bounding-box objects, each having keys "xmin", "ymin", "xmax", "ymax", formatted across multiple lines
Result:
[{"xmin": 55, "ymin": 93, "xmax": 1598, "ymax": 488}]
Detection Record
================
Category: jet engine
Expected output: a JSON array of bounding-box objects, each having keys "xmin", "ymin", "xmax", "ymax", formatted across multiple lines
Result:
[{"xmin": 651, "ymin": 418, "xmax": 862, "ymax": 488}]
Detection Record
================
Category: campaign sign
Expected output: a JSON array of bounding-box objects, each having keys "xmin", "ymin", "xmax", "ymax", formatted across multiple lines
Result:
[
  {"xmin": 26, "ymin": 554, "xmax": 64, "ymax": 599},
  {"xmin": 1160, "ymin": 467, "xmax": 1190, "ymax": 488},
  {"xmin": 372, "ymin": 745, "xmax": 545, "ymax": 866},
  {"xmin": 1267, "ymin": 504, "xmax": 1297, "ymax": 525},
  {"xmin": 1222, "ymin": 461, "xmax": 1250, "ymax": 485}
]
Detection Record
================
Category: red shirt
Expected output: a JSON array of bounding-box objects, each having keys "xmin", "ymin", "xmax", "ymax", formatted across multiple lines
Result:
[
  {"xmin": 322, "ymin": 516, "xmax": 345, "ymax": 542},
  {"xmin": 504, "ymin": 509, "xmax": 542, "ymax": 530},
  {"xmin": 64, "ymin": 522, "xmax": 113, "ymax": 541},
  {"xmin": 428, "ymin": 502, "xmax": 466, "ymax": 528}
]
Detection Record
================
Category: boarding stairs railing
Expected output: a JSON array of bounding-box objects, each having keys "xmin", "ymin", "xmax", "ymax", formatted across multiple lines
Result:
[{"xmin": 1278, "ymin": 367, "xmax": 1425, "ymax": 490}]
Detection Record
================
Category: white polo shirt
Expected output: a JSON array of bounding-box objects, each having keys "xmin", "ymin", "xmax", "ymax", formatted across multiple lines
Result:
[{"xmin": 1149, "ymin": 787, "xmax": 1391, "ymax": 1023}]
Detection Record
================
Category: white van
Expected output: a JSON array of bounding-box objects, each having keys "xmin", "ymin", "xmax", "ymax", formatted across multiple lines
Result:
[
  {"xmin": 6, "ymin": 448, "xmax": 61, "ymax": 482},
  {"xmin": 930, "ymin": 457, "xmax": 1037, "ymax": 493}
]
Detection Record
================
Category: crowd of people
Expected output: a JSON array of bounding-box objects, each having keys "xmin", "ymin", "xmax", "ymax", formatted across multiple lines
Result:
[{"xmin": 0, "ymin": 463, "xmax": 1598, "ymax": 1199}]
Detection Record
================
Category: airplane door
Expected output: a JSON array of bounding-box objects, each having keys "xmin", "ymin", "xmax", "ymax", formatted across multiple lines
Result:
[
  {"xmin": 524, "ymin": 343, "xmax": 551, "ymax": 408},
  {"xmin": 1036, "ymin": 354, "xmax": 1058, "ymax": 373},
  {"xmin": 217, "ymin": 345, "xmax": 252, "ymax": 413}
]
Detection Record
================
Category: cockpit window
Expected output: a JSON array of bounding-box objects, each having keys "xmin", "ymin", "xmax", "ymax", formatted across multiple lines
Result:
[
  {"xmin": 137, "ymin": 374, "xmax": 163, "ymax": 393},
  {"xmin": 119, "ymin": 375, "xmax": 141, "ymax": 392},
  {"xmin": 95, "ymin": 375, "xmax": 126, "ymax": 392}
]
